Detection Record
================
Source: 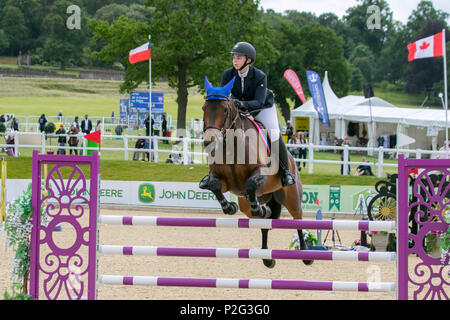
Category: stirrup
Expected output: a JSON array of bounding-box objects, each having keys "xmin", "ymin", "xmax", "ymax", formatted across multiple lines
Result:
[
  {"xmin": 199, "ymin": 174, "xmax": 210, "ymax": 189},
  {"xmin": 281, "ymin": 170, "xmax": 295, "ymax": 186}
]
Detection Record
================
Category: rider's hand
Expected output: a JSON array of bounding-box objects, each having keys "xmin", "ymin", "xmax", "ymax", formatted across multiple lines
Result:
[{"xmin": 232, "ymin": 99, "xmax": 246, "ymax": 111}]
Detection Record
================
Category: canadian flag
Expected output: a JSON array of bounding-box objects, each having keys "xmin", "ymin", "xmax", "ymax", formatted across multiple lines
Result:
[
  {"xmin": 408, "ymin": 32, "xmax": 444, "ymax": 62},
  {"xmin": 129, "ymin": 42, "xmax": 151, "ymax": 64}
]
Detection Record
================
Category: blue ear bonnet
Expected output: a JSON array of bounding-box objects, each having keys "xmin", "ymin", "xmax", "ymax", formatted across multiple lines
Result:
[{"xmin": 205, "ymin": 76, "xmax": 235, "ymax": 101}]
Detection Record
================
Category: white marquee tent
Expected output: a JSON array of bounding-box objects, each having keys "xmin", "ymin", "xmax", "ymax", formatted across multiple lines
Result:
[{"xmin": 290, "ymin": 72, "xmax": 448, "ymax": 153}]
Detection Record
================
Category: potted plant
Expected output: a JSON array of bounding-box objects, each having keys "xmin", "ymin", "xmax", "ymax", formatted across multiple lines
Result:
[
  {"xmin": 370, "ymin": 231, "xmax": 390, "ymax": 251},
  {"xmin": 3, "ymin": 185, "xmax": 48, "ymax": 299},
  {"xmin": 289, "ymin": 230, "xmax": 317, "ymax": 250},
  {"xmin": 425, "ymin": 231, "xmax": 443, "ymax": 258}
]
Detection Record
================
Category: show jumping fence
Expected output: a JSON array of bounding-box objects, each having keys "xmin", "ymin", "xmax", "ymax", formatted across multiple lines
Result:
[{"xmin": 28, "ymin": 151, "xmax": 449, "ymax": 300}]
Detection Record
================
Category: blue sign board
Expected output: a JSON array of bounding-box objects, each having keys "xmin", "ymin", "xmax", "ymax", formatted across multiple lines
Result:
[
  {"xmin": 130, "ymin": 92, "xmax": 164, "ymax": 112},
  {"xmin": 306, "ymin": 70, "xmax": 330, "ymax": 127}
]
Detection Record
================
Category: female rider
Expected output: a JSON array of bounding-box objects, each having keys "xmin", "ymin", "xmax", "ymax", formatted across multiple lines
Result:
[{"xmin": 200, "ymin": 42, "xmax": 295, "ymax": 188}]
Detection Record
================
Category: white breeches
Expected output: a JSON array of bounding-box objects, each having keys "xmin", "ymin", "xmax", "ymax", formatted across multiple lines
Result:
[{"xmin": 254, "ymin": 104, "xmax": 280, "ymax": 141}]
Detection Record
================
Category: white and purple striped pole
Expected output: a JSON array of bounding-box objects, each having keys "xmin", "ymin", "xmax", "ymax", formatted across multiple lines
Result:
[
  {"xmin": 99, "ymin": 215, "xmax": 395, "ymax": 232},
  {"xmin": 98, "ymin": 245, "xmax": 396, "ymax": 262},
  {"xmin": 98, "ymin": 275, "xmax": 396, "ymax": 293}
]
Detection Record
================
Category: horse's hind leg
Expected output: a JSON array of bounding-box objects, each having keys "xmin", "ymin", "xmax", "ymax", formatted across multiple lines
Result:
[
  {"xmin": 238, "ymin": 196, "xmax": 276, "ymax": 268},
  {"xmin": 204, "ymin": 176, "xmax": 238, "ymax": 215},
  {"xmin": 261, "ymin": 229, "xmax": 276, "ymax": 268},
  {"xmin": 274, "ymin": 187, "xmax": 314, "ymax": 266}
]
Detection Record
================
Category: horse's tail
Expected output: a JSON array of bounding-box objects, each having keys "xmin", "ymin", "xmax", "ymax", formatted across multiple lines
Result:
[{"xmin": 266, "ymin": 194, "xmax": 282, "ymax": 219}]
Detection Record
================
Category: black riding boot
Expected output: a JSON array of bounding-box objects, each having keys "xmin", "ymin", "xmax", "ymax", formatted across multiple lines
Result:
[
  {"xmin": 199, "ymin": 174, "xmax": 210, "ymax": 189},
  {"xmin": 277, "ymin": 137, "xmax": 296, "ymax": 186}
]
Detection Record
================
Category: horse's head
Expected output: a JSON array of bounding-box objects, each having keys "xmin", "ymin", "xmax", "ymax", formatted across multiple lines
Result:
[{"xmin": 202, "ymin": 76, "xmax": 236, "ymax": 143}]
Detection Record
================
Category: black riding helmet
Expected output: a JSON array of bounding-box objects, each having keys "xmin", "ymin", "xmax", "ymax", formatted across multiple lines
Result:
[{"xmin": 230, "ymin": 42, "xmax": 256, "ymax": 70}]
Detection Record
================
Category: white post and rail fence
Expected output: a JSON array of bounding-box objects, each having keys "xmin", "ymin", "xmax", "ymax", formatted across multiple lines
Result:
[{"xmin": 1, "ymin": 131, "xmax": 448, "ymax": 177}]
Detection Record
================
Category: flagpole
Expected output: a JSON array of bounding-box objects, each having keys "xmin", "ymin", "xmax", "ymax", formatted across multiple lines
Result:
[
  {"xmin": 443, "ymin": 29, "xmax": 448, "ymax": 158},
  {"xmin": 149, "ymin": 34, "xmax": 152, "ymax": 162}
]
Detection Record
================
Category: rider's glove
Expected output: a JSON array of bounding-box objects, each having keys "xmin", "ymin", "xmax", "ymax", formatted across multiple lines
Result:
[{"xmin": 232, "ymin": 99, "xmax": 246, "ymax": 111}]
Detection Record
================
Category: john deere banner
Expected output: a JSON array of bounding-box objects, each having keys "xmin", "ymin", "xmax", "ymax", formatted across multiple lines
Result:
[{"xmin": 6, "ymin": 180, "xmax": 376, "ymax": 214}]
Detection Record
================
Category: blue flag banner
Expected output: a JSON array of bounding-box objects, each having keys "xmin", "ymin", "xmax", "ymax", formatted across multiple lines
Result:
[{"xmin": 306, "ymin": 70, "xmax": 330, "ymax": 127}]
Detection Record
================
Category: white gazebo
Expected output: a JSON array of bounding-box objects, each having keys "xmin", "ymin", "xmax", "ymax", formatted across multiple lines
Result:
[{"xmin": 291, "ymin": 72, "xmax": 448, "ymax": 153}]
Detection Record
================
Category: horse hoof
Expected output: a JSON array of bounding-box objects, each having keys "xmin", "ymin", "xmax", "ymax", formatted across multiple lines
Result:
[
  {"xmin": 251, "ymin": 207, "xmax": 263, "ymax": 217},
  {"xmin": 302, "ymin": 259, "xmax": 314, "ymax": 266},
  {"xmin": 224, "ymin": 202, "xmax": 238, "ymax": 215},
  {"xmin": 263, "ymin": 259, "xmax": 276, "ymax": 268}
]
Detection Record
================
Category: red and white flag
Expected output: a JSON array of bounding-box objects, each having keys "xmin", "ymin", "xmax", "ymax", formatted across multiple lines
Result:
[
  {"xmin": 407, "ymin": 32, "xmax": 444, "ymax": 62},
  {"xmin": 283, "ymin": 69, "xmax": 306, "ymax": 104},
  {"xmin": 129, "ymin": 42, "xmax": 151, "ymax": 64}
]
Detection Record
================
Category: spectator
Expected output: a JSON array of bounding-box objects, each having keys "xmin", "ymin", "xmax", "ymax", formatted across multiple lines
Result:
[
  {"xmin": 162, "ymin": 114, "xmax": 168, "ymax": 144},
  {"xmin": 73, "ymin": 116, "xmax": 80, "ymax": 130},
  {"xmin": 288, "ymin": 132, "xmax": 299, "ymax": 160},
  {"xmin": 68, "ymin": 124, "xmax": 79, "ymax": 155},
  {"xmin": 111, "ymin": 111, "xmax": 115, "ymax": 124},
  {"xmin": 10, "ymin": 117, "xmax": 19, "ymax": 131},
  {"xmin": 81, "ymin": 114, "xmax": 92, "ymax": 134},
  {"xmin": 354, "ymin": 157, "xmax": 374, "ymax": 176},
  {"xmin": 0, "ymin": 115, "xmax": 5, "ymax": 123},
  {"xmin": 38, "ymin": 114, "xmax": 47, "ymax": 132},
  {"xmin": 437, "ymin": 141, "xmax": 450, "ymax": 159},
  {"xmin": 6, "ymin": 134, "xmax": 15, "ymax": 156},
  {"xmin": 95, "ymin": 120, "xmax": 102, "ymax": 132},
  {"xmin": 57, "ymin": 111, "xmax": 63, "ymax": 122},
  {"xmin": 115, "ymin": 124, "xmax": 123, "ymax": 136},
  {"xmin": 298, "ymin": 131, "xmax": 308, "ymax": 171},
  {"xmin": 145, "ymin": 116, "xmax": 155, "ymax": 137},
  {"xmin": 286, "ymin": 120, "xmax": 294, "ymax": 141},
  {"xmin": 55, "ymin": 124, "xmax": 66, "ymax": 155},
  {"xmin": 335, "ymin": 136, "xmax": 351, "ymax": 175},
  {"xmin": 133, "ymin": 135, "xmax": 146, "ymax": 161}
]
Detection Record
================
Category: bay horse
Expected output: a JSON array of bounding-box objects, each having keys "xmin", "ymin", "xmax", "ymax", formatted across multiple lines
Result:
[{"xmin": 200, "ymin": 76, "xmax": 313, "ymax": 267}]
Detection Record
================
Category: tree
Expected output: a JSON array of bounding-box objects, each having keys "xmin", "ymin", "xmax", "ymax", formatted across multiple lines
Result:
[
  {"xmin": 91, "ymin": 0, "xmax": 274, "ymax": 133},
  {"xmin": 298, "ymin": 24, "xmax": 350, "ymax": 97},
  {"xmin": 406, "ymin": 0, "xmax": 449, "ymax": 37},
  {"xmin": 349, "ymin": 63, "xmax": 365, "ymax": 91},
  {"xmin": 94, "ymin": 4, "xmax": 129, "ymax": 23},
  {"xmin": 42, "ymin": 0, "xmax": 89, "ymax": 69},
  {"xmin": 343, "ymin": 0, "xmax": 394, "ymax": 56},
  {"xmin": 376, "ymin": 22, "xmax": 409, "ymax": 83},
  {"xmin": 0, "ymin": 5, "xmax": 29, "ymax": 55},
  {"xmin": 260, "ymin": 10, "xmax": 304, "ymax": 122},
  {"xmin": 5, "ymin": 0, "xmax": 44, "ymax": 50},
  {"xmin": 0, "ymin": 29, "xmax": 9, "ymax": 55},
  {"xmin": 349, "ymin": 44, "xmax": 377, "ymax": 83}
]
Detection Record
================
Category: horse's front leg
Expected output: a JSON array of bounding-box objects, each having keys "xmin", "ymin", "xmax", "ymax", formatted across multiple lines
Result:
[
  {"xmin": 202, "ymin": 175, "xmax": 238, "ymax": 215},
  {"xmin": 245, "ymin": 171, "xmax": 270, "ymax": 218}
]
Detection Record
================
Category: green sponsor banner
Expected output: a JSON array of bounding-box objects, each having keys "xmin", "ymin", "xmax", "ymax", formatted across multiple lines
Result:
[{"xmin": 231, "ymin": 185, "xmax": 377, "ymax": 214}]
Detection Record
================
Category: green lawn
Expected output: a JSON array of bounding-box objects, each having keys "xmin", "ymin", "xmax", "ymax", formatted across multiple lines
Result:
[{"xmin": 4, "ymin": 145, "xmax": 395, "ymax": 186}]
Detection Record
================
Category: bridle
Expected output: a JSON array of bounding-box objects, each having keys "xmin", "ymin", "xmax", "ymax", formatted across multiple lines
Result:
[{"xmin": 203, "ymin": 94, "xmax": 240, "ymax": 135}]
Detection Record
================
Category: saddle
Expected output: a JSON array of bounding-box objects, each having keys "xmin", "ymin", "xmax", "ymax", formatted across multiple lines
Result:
[{"xmin": 244, "ymin": 115, "xmax": 271, "ymax": 155}]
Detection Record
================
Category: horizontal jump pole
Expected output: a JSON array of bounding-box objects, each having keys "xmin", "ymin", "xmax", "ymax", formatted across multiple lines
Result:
[
  {"xmin": 98, "ymin": 215, "xmax": 396, "ymax": 232},
  {"xmin": 98, "ymin": 275, "xmax": 396, "ymax": 293},
  {"xmin": 98, "ymin": 245, "xmax": 396, "ymax": 263}
]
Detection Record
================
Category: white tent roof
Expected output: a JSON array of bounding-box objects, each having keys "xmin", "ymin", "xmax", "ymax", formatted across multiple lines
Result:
[{"xmin": 291, "ymin": 73, "xmax": 446, "ymax": 128}]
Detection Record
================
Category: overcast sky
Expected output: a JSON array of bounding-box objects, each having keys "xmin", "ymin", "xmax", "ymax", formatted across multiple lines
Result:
[{"xmin": 259, "ymin": 0, "xmax": 450, "ymax": 24}]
